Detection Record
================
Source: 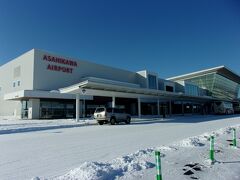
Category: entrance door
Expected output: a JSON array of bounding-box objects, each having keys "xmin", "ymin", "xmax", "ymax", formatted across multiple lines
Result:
[{"xmin": 21, "ymin": 100, "xmax": 29, "ymax": 119}]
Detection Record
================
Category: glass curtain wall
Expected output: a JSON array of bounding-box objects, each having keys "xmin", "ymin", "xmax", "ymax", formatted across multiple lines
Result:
[
  {"xmin": 185, "ymin": 83, "xmax": 199, "ymax": 96},
  {"xmin": 40, "ymin": 100, "xmax": 75, "ymax": 119},
  {"xmin": 187, "ymin": 73, "xmax": 239, "ymax": 101}
]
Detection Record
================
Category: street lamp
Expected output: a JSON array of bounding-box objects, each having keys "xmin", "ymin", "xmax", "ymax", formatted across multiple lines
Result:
[
  {"xmin": 80, "ymin": 87, "xmax": 86, "ymax": 118},
  {"xmin": 81, "ymin": 88, "xmax": 86, "ymax": 94}
]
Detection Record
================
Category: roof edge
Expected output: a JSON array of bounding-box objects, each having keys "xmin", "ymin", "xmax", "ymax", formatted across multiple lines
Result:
[{"xmin": 167, "ymin": 65, "xmax": 225, "ymax": 81}]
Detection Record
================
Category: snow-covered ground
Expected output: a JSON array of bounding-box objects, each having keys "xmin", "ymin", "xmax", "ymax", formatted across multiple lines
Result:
[
  {"xmin": 1, "ymin": 115, "xmax": 240, "ymax": 180},
  {"xmin": 55, "ymin": 126, "xmax": 240, "ymax": 180},
  {"xmin": 0, "ymin": 118, "xmax": 96, "ymax": 135}
]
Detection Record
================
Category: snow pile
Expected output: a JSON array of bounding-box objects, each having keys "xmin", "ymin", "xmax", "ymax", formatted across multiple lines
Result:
[
  {"xmin": 174, "ymin": 125, "xmax": 240, "ymax": 148},
  {"xmin": 55, "ymin": 149, "xmax": 157, "ymax": 180},
  {"xmin": 52, "ymin": 147, "xmax": 177, "ymax": 180},
  {"xmin": 31, "ymin": 177, "xmax": 41, "ymax": 180},
  {"xmin": 174, "ymin": 136, "xmax": 206, "ymax": 147},
  {"xmin": 156, "ymin": 145, "xmax": 178, "ymax": 151},
  {"xmin": 51, "ymin": 123, "xmax": 240, "ymax": 180},
  {"xmin": 56, "ymin": 162, "xmax": 118, "ymax": 180}
]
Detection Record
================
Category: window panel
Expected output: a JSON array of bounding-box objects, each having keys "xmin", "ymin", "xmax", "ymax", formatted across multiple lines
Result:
[{"xmin": 148, "ymin": 74, "xmax": 157, "ymax": 89}]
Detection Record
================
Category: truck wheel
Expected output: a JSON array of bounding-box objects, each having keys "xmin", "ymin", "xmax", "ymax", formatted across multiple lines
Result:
[
  {"xmin": 110, "ymin": 117, "xmax": 116, "ymax": 125},
  {"xmin": 125, "ymin": 117, "xmax": 131, "ymax": 124},
  {"xmin": 98, "ymin": 121, "xmax": 103, "ymax": 125}
]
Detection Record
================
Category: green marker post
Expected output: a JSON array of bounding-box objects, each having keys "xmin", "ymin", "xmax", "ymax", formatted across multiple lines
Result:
[
  {"xmin": 155, "ymin": 151, "xmax": 162, "ymax": 180},
  {"xmin": 232, "ymin": 128, "xmax": 237, "ymax": 147},
  {"xmin": 210, "ymin": 136, "xmax": 214, "ymax": 163}
]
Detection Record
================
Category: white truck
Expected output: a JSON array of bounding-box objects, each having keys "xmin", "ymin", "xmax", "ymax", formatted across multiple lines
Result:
[{"xmin": 94, "ymin": 107, "xmax": 131, "ymax": 125}]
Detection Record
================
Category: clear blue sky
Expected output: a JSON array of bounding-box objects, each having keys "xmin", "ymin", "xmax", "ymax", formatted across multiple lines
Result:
[{"xmin": 0, "ymin": 0, "xmax": 240, "ymax": 78}]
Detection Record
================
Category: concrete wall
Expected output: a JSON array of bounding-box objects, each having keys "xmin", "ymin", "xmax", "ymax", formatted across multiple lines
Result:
[
  {"xmin": 33, "ymin": 49, "xmax": 142, "ymax": 90},
  {"xmin": 0, "ymin": 48, "xmax": 176, "ymax": 117},
  {"xmin": 0, "ymin": 50, "xmax": 34, "ymax": 116}
]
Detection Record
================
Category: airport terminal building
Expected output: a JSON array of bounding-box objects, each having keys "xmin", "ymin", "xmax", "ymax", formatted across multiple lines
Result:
[{"xmin": 0, "ymin": 49, "xmax": 240, "ymax": 120}]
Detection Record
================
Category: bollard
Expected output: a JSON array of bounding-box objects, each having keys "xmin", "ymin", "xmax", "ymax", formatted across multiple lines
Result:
[
  {"xmin": 232, "ymin": 128, "xmax": 237, "ymax": 147},
  {"xmin": 210, "ymin": 136, "xmax": 214, "ymax": 163},
  {"xmin": 155, "ymin": 151, "xmax": 162, "ymax": 180}
]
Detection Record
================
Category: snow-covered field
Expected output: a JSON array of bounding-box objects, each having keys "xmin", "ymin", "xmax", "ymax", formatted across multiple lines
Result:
[
  {"xmin": 0, "ymin": 118, "xmax": 96, "ymax": 135},
  {"xmin": 55, "ymin": 126, "xmax": 240, "ymax": 180},
  {"xmin": 1, "ymin": 115, "xmax": 240, "ymax": 180}
]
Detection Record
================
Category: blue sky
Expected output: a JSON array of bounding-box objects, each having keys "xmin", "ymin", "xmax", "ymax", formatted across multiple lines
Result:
[{"xmin": 0, "ymin": 0, "xmax": 240, "ymax": 78}]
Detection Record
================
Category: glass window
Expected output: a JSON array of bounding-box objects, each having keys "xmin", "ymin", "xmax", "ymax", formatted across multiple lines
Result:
[
  {"xmin": 21, "ymin": 100, "xmax": 29, "ymax": 118},
  {"xmin": 40, "ymin": 101, "xmax": 52, "ymax": 108},
  {"xmin": 52, "ymin": 102, "xmax": 64, "ymax": 109},
  {"xmin": 13, "ymin": 82, "xmax": 16, "ymax": 87},
  {"xmin": 66, "ymin": 104, "xmax": 74, "ymax": 109},
  {"xmin": 17, "ymin": 80, "xmax": 21, "ymax": 86},
  {"xmin": 158, "ymin": 82, "xmax": 164, "ymax": 90},
  {"xmin": 166, "ymin": 86, "xmax": 174, "ymax": 92},
  {"xmin": 148, "ymin": 74, "xmax": 157, "ymax": 89},
  {"xmin": 185, "ymin": 83, "xmax": 199, "ymax": 96},
  {"xmin": 187, "ymin": 73, "xmax": 239, "ymax": 101},
  {"xmin": 95, "ymin": 107, "xmax": 105, "ymax": 113},
  {"xmin": 40, "ymin": 100, "xmax": 75, "ymax": 119}
]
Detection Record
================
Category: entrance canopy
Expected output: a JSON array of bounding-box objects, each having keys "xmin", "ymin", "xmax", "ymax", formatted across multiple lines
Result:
[
  {"xmin": 4, "ymin": 90, "xmax": 93, "ymax": 101},
  {"xmin": 59, "ymin": 77, "xmax": 215, "ymax": 102}
]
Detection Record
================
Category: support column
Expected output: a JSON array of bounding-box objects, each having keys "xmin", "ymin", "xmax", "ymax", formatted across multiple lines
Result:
[
  {"xmin": 138, "ymin": 97, "xmax": 141, "ymax": 118},
  {"xmin": 28, "ymin": 99, "xmax": 40, "ymax": 119},
  {"xmin": 157, "ymin": 99, "xmax": 160, "ymax": 116},
  {"xmin": 76, "ymin": 94, "xmax": 80, "ymax": 122},
  {"xmin": 112, "ymin": 96, "xmax": 115, "ymax": 108},
  {"xmin": 169, "ymin": 100, "xmax": 172, "ymax": 116}
]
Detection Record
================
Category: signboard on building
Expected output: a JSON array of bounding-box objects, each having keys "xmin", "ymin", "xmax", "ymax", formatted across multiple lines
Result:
[{"xmin": 43, "ymin": 55, "xmax": 78, "ymax": 74}]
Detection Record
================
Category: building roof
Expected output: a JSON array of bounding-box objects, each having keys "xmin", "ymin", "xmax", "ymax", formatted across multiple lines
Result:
[
  {"xmin": 59, "ymin": 77, "xmax": 215, "ymax": 102},
  {"xmin": 167, "ymin": 66, "xmax": 240, "ymax": 84}
]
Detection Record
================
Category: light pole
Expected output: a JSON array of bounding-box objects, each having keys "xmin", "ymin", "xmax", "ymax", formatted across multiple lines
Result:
[
  {"xmin": 80, "ymin": 87, "xmax": 86, "ymax": 119},
  {"xmin": 76, "ymin": 94, "xmax": 80, "ymax": 122}
]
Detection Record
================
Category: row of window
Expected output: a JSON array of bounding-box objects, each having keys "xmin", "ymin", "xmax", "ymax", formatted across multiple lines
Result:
[
  {"xmin": 148, "ymin": 75, "xmax": 175, "ymax": 92},
  {"xmin": 13, "ymin": 80, "xmax": 21, "ymax": 87}
]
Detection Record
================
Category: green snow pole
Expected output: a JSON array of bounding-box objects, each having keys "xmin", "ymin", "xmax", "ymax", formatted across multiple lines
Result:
[
  {"xmin": 232, "ymin": 128, "xmax": 237, "ymax": 147},
  {"xmin": 155, "ymin": 151, "xmax": 162, "ymax": 180},
  {"xmin": 210, "ymin": 136, "xmax": 214, "ymax": 163}
]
